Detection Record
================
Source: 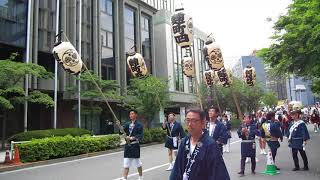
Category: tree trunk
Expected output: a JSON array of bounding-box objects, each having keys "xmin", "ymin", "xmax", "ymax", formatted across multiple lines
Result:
[{"xmin": 231, "ymin": 87, "xmax": 243, "ymax": 121}]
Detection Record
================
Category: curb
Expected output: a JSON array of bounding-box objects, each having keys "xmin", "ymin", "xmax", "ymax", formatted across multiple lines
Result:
[{"xmin": 0, "ymin": 142, "xmax": 162, "ymax": 173}]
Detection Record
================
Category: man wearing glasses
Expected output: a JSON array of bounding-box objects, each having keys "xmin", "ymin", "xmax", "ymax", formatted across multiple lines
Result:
[{"xmin": 170, "ymin": 108, "xmax": 230, "ymax": 180}]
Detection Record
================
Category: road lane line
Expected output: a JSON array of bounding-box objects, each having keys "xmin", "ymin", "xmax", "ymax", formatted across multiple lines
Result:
[
  {"xmin": 112, "ymin": 163, "xmax": 169, "ymax": 180},
  {"xmin": 0, "ymin": 144, "xmax": 161, "ymax": 175}
]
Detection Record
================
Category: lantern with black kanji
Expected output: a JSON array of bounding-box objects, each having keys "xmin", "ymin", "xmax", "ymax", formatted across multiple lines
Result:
[
  {"xmin": 217, "ymin": 68, "xmax": 233, "ymax": 87},
  {"xmin": 126, "ymin": 52, "xmax": 148, "ymax": 77},
  {"xmin": 182, "ymin": 56, "xmax": 195, "ymax": 77},
  {"xmin": 52, "ymin": 41, "xmax": 83, "ymax": 75},
  {"xmin": 171, "ymin": 8, "xmax": 193, "ymax": 48},
  {"xmin": 202, "ymin": 38, "xmax": 224, "ymax": 71},
  {"xmin": 204, "ymin": 70, "xmax": 216, "ymax": 87},
  {"xmin": 243, "ymin": 65, "xmax": 256, "ymax": 86}
]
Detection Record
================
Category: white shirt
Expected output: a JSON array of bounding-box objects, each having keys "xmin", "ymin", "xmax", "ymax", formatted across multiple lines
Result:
[
  {"xmin": 190, "ymin": 143, "xmax": 196, "ymax": 155},
  {"xmin": 209, "ymin": 122, "xmax": 216, "ymax": 136}
]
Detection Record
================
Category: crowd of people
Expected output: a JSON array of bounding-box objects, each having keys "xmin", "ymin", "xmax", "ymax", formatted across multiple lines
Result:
[{"xmin": 119, "ymin": 101, "xmax": 316, "ymax": 180}]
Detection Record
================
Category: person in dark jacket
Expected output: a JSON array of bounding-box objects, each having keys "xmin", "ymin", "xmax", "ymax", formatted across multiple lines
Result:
[
  {"xmin": 287, "ymin": 109, "xmax": 310, "ymax": 171},
  {"xmin": 261, "ymin": 111, "xmax": 283, "ymax": 170},
  {"xmin": 205, "ymin": 106, "xmax": 228, "ymax": 154},
  {"xmin": 237, "ymin": 114, "xmax": 257, "ymax": 176},
  {"xmin": 222, "ymin": 114, "xmax": 232, "ymax": 153},
  {"xmin": 162, "ymin": 112, "xmax": 186, "ymax": 171},
  {"xmin": 122, "ymin": 110, "xmax": 144, "ymax": 180},
  {"xmin": 170, "ymin": 108, "xmax": 230, "ymax": 180}
]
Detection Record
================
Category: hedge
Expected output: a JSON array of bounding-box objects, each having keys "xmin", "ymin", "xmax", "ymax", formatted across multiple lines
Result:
[
  {"xmin": 8, "ymin": 128, "xmax": 91, "ymax": 141},
  {"xmin": 18, "ymin": 134, "xmax": 120, "ymax": 162},
  {"xmin": 140, "ymin": 127, "xmax": 167, "ymax": 144}
]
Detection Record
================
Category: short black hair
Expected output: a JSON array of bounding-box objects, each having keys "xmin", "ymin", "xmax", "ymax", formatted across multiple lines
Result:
[
  {"xmin": 208, "ymin": 106, "xmax": 220, "ymax": 113},
  {"xmin": 266, "ymin": 111, "xmax": 275, "ymax": 120},
  {"xmin": 130, "ymin": 110, "xmax": 138, "ymax": 114},
  {"xmin": 186, "ymin": 108, "xmax": 206, "ymax": 121},
  {"xmin": 168, "ymin": 112, "xmax": 175, "ymax": 116}
]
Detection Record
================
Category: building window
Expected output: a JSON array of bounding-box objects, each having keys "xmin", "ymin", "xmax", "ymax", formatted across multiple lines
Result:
[
  {"xmin": 100, "ymin": 0, "xmax": 112, "ymax": 16},
  {"xmin": 100, "ymin": 0, "xmax": 115, "ymax": 80},
  {"xmin": 124, "ymin": 5, "xmax": 136, "ymax": 84},
  {"xmin": 174, "ymin": 44, "xmax": 184, "ymax": 92},
  {"xmin": 0, "ymin": 0, "xmax": 27, "ymax": 47},
  {"xmin": 141, "ymin": 14, "xmax": 152, "ymax": 74}
]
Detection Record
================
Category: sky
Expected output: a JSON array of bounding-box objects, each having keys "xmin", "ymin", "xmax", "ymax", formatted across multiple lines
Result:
[{"xmin": 180, "ymin": 0, "xmax": 292, "ymax": 67}]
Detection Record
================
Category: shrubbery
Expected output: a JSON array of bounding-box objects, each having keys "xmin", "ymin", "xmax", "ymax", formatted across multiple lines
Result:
[
  {"xmin": 8, "ymin": 128, "xmax": 91, "ymax": 141},
  {"xmin": 18, "ymin": 134, "xmax": 120, "ymax": 162},
  {"xmin": 140, "ymin": 127, "xmax": 167, "ymax": 144}
]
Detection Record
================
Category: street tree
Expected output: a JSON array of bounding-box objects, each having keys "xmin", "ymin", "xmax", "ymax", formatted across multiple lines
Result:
[
  {"xmin": 67, "ymin": 70, "xmax": 123, "ymax": 133},
  {"xmin": 0, "ymin": 53, "xmax": 54, "ymax": 144},
  {"xmin": 124, "ymin": 75, "xmax": 169, "ymax": 128},
  {"xmin": 257, "ymin": 0, "xmax": 320, "ymax": 94}
]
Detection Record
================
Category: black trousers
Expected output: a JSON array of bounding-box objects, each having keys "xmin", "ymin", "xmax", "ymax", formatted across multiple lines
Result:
[
  {"xmin": 240, "ymin": 156, "xmax": 256, "ymax": 172},
  {"xmin": 270, "ymin": 147, "xmax": 278, "ymax": 162},
  {"xmin": 291, "ymin": 148, "xmax": 308, "ymax": 168},
  {"xmin": 218, "ymin": 144, "xmax": 223, "ymax": 155}
]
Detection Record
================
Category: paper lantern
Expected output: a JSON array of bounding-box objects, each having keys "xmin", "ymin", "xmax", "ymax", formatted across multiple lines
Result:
[
  {"xmin": 171, "ymin": 8, "xmax": 193, "ymax": 48},
  {"xmin": 243, "ymin": 65, "xmax": 256, "ymax": 86},
  {"xmin": 217, "ymin": 68, "xmax": 233, "ymax": 87},
  {"xmin": 52, "ymin": 41, "xmax": 83, "ymax": 75},
  {"xmin": 204, "ymin": 70, "xmax": 216, "ymax": 87},
  {"xmin": 203, "ymin": 39, "xmax": 224, "ymax": 71},
  {"xmin": 126, "ymin": 52, "xmax": 148, "ymax": 77},
  {"xmin": 182, "ymin": 56, "xmax": 195, "ymax": 77}
]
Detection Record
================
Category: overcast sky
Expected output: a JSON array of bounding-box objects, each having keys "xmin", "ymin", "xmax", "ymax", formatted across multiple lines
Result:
[{"xmin": 180, "ymin": 0, "xmax": 292, "ymax": 67}]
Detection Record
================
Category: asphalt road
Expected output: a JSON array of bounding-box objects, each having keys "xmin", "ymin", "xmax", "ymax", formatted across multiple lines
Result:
[{"xmin": 0, "ymin": 125, "xmax": 319, "ymax": 180}]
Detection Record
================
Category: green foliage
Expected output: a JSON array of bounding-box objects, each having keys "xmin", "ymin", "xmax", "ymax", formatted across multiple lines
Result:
[
  {"xmin": 18, "ymin": 134, "xmax": 121, "ymax": 162},
  {"xmin": 200, "ymin": 77, "xmax": 265, "ymax": 114},
  {"xmin": 0, "ymin": 53, "xmax": 53, "ymax": 111},
  {"xmin": 260, "ymin": 92, "xmax": 278, "ymax": 107},
  {"xmin": 67, "ymin": 70, "xmax": 123, "ymax": 116},
  {"xmin": 124, "ymin": 75, "xmax": 170, "ymax": 125},
  {"xmin": 231, "ymin": 118, "xmax": 241, "ymax": 129},
  {"xmin": 140, "ymin": 127, "xmax": 167, "ymax": 144},
  {"xmin": 7, "ymin": 128, "xmax": 91, "ymax": 141},
  {"xmin": 257, "ymin": 0, "xmax": 320, "ymax": 94}
]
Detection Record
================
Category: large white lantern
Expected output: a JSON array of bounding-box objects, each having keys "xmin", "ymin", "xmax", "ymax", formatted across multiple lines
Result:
[
  {"xmin": 243, "ymin": 65, "xmax": 256, "ymax": 86},
  {"xmin": 203, "ymin": 39, "xmax": 224, "ymax": 71},
  {"xmin": 52, "ymin": 41, "xmax": 83, "ymax": 75},
  {"xmin": 126, "ymin": 52, "xmax": 148, "ymax": 77},
  {"xmin": 204, "ymin": 70, "xmax": 216, "ymax": 87},
  {"xmin": 171, "ymin": 8, "xmax": 193, "ymax": 48},
  {"xmin": 217, "ymin": 68, "xmax": 233, "ymax": 87},
  {"xmin": 182, "ymin": 56, "xmax": 195, "ymax": 77}
]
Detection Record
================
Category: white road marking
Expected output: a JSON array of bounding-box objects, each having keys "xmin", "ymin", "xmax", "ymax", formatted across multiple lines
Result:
[{"xmin": 112, "ymin": 163, "xmax": 170, "ymax": 180}]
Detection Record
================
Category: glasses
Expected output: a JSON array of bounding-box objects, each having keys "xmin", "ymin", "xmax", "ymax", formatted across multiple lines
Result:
[{"xmin": 185, "ymin": 118, "xmax": 201, "ymax": 125}]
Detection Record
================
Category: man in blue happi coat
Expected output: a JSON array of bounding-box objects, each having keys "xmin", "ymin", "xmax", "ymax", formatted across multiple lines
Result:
[
  {"xmin": 287, "ymin": 109, "xmax": 310, "ymax": 171},
  {"xmin": 206, "ymin": 106, "xmax": 228, "ymax": 154},
  {"xmin": 170, "ymin": 108, "xmax": 230, "ymax": 180},
  {"xmin": 122, "ymin": 110, "xmax": 144, "ymax": 180},
  {"xmin": 237, "ymin": 114, "xmax": 257, "ymax": 176},
  {"xmin": 261, "ymin": 111, "xmax": 283, "ymax": 170},
  {"xmin": 162, "ymin": 112, "xmax": 186, "ymax": 171}
]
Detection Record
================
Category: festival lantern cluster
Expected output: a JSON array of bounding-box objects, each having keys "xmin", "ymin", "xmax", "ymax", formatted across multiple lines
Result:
[
  {"xmin": 243, "ymin": 64, "xmax": 256, "ymax": 86},
  {"xmin": 171, "ymin": 6, "xmax": 195, "ymax": 78},
  {"xmin": 202, "ymin": 37, "xmax": 232, "ymax": 88}
]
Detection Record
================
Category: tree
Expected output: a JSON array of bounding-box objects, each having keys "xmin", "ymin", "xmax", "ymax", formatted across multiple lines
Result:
[
  {"xmin": 67, "ymin": 70, "xmax": 123, "ymax": 133},
  {"xmin": 199, "ymin": 77, "xmax": 265, "ymax": 118},
  {"xmin": 0, "ymin": 53, "xmax": 54, "ymax": 145},
  {"xmin": 260, "ymin": 92, "xmax": 278, "ymax": 108},
  {"xmin": 124, "ymin": 75, "xmax": 170, "ymax": 127},
  {"xmin": 257, "ymin": 0, "xmax": 320, "ymax": 94}
]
